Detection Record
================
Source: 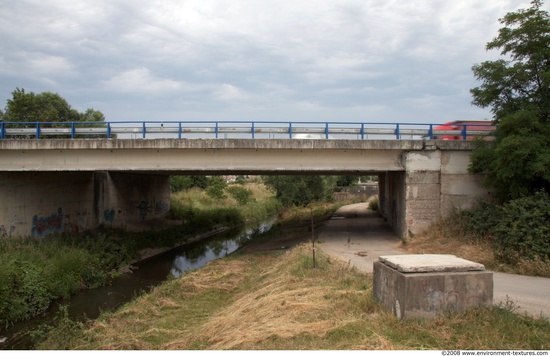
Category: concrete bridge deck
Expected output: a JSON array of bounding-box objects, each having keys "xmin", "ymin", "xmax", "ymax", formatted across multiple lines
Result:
[{"xmin": 0, "ymin": 138, "xmax": 475, "ymax": 174}]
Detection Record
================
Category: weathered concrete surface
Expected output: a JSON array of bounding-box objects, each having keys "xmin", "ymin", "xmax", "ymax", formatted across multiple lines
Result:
[
  {"xmin": 317, "ymin": 203, "xmax": 550, "ymax": 319},
  {"xmin": 373, "ymin": 260, "xmax": 493, "ymax": 319},
  {"xmin": 0, "ymin": 138, "xmax": 428, "ymax": 151},
  {"xmin": 379, "ymin": 254, "xmax": 486, "ymax": 273},
  {"xmin": 0, "ymin": 171, "xmax": 170, "ymax": 237},
  {"xmin": 0, "ymin": 139, "xmax": 410, "ymax": 173}
]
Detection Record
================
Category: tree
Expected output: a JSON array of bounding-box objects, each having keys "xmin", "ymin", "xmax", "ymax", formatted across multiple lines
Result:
[
  {"xmin": 3, "ymin": 88, "xmax": 105, "ymax": 123},
  {"xmin": 263, "ymin": 176, "xmax": 326, "ymax": 207},
  {"xmin": 469, "ymin": 1, "xmax": 550, "ymax": 201},
  {"xmin": 80, "ymin": 108, "xmax": 106, "ymax": 122},
  {"xmin": 205, "ymin": 177, "xmax": 227, "ymax": 200}
]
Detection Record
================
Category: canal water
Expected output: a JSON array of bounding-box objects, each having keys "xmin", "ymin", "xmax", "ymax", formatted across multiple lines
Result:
[{"xmin": 0, "ymin": 220, "xmax": 274, "ymax": 350}]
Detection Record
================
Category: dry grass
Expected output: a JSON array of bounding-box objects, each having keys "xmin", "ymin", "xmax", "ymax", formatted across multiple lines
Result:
[
  {"xmin": 40, "ymin": 243, "xmax": 550, "ymax": 351},
  {"xmin": 404, "ymin": 216, "xmax": 495, "ymax": 269},
  {"xmin": 173, "ymin": 247, "xmax": 362, "ymax": 350}
]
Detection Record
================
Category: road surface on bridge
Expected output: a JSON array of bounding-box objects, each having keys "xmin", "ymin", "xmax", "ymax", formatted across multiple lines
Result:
[{"xmin": 317, "ymin": 203, "xmax": 550, "ymax": 320}]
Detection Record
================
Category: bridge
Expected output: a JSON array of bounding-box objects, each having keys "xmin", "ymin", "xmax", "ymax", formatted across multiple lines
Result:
[{"xmin": 0, "ymin": 121, "xmax": 493, "ymax": 239}]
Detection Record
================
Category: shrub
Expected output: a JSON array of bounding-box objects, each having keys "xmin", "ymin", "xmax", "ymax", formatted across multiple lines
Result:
[
  {"xmin": 206, "ymin": 177, "xmax": 227, "ymax": 200},
  {"xmin": 367, "ymin": 196, "xmax": 379, "ymax": 211},
  {"xmin": 0, "ymin": 258, "xmax": 50, "ymax": 326},
  {"xmin": 44, "ymin": 248, "xmax": 106, "ymax": 299},
  {"xmin": 491, "ymin": 191, "xmax": 550, "ymax": 263},
  {"xmin": 462, "ymin": 200, "xmax": 503, "ymax": 240},
  {"xmin": 227, "ymin": 186, "xmax": 254, "ymax": 205}
]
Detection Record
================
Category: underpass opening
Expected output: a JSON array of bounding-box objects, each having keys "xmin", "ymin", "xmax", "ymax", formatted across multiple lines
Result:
[{"xmin": 167, "ymin": 172, "xmax": 402, "ymax": 237}]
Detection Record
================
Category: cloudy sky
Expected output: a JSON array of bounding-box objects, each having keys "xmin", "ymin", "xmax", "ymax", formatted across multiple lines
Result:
[{"xmin": 0, "ymin": 1, "xmax": 544, "ymax": 124}]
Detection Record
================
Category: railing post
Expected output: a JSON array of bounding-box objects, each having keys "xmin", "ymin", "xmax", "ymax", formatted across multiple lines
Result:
[
  {"xmin": 36, "ymin": 123, "xmax": 40, "ymax": 140},
  {"xmin": 107, "ymin": 122, "xmax": 111, "ymax": 139},
  {"xmin": 142, "ymin": 122, "xmax": 146, "ymax": 139},
  {"xmin": 289, "ymin": 122, "xmax": 292, "ymax": 139},
  {"xmin": 0, "ymin": 122, "xmax": 4, "ymax": 139},
  {"xmin": 252, "ymin": 122, "xmax": 255, "ymax": 139},
  {"xmin": 395, "ymin": 123, "xmax": 400, "ymax": 140},
  {"xmin": 215, "ymin": 122, "xmax": 219, "ymax": 139},
  {"xmin": 71, "ymin": 122, "xmax": 75, "ymax": 139},
  {"xmin": 361, "ymin": 123, "xmax": 365, "ymax": 140},
  {"xmin": 178, "ymin": 122, "xmax": 182, "ymax": 139},
  {"xmin": 461, "ymin": 125, "xmax": 467, "ymax": 140},
  {"xmin": 325, "ymin": 122, "xmax": 329, "ymax": 139},
  {"xmin": 428, "ymin": 124, "xmax": 433, "ymax": 139}
]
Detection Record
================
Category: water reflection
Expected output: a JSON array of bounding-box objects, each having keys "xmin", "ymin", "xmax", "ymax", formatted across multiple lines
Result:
[{"xmin": 171, "ymin": 219, "xmax": 274, "ymax": 278}]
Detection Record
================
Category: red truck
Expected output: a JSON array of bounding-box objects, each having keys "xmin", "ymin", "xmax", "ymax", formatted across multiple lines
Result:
[{"xmin": 431, "ymin": 120, "xmax": 496, "ymax": 140}]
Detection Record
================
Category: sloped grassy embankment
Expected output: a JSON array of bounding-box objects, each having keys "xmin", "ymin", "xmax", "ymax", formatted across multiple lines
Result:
[{"xmin": 39, "ymin": 240, "xmax": 549, "ymax": 350}]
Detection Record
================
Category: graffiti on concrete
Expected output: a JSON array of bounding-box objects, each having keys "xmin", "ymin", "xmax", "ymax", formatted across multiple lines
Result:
[
  {"xmin": 137, "ymin": 201, "xmax": 152, "ymax": 220},
  {"xmin": 417, "ymin": 277, "xmax": 485, "ymax": 312},
  {"xmin": 1, "ymin": 214, "xmax": 22, "ymax": 238},
  {"xmin": 31, "ymin": 208, "xmax": 64, "ymax": 237},
  {"xmin": 63, "ymin": 214, "xmax": 79, "ymax": 235},
  {"xmin": 155, "ymin": 201, "xmax": 169, "ymax": 215},
  {"xmin": 76, "ymin": 211, "xmax": 89, "ymax": 231},
  {"xmin": 104, "ymin": 209, "xmax": 116, "ymax": 224},
  {"xmin": 0, "ymin": 225, "xmax": 16, "ymax": 238}
]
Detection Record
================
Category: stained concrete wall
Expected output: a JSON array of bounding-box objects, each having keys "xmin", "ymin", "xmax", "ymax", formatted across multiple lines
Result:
[
  {"xmin": 373, "ymin": 260, "xmax": 493, "ymax": 319},
  {"xmin": 96, "ymin": 172, "xmax": 171, "ymax": 229},
  {"xmin": 440, "ymin": 150, "xmax": 491, "ymax": 215},
  {"xmin": 401, "ymin": 148, "xmax": 492, "ymax": 235},
  {"xmin": 0, "ymin": 171, "xmax": 170, "ymax": 237},
  {"xmin": 386, "ymin": 171, "xmax": 406, "ymax": 238}
]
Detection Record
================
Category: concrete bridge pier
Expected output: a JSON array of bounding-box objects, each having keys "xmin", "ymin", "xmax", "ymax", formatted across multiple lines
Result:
[
  {"xmin": 0, "ymin": 171, "xmax": 170, "ymax": 237},
  {"xmin": 379, "ymin": 147, "xmax": 491, "ymax": 239}
]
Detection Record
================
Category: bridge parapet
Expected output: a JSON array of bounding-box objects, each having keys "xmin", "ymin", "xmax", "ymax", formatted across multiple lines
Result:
[{"xmin": 0, "ymin": 120, "xmax": 495, "ymax": 141}]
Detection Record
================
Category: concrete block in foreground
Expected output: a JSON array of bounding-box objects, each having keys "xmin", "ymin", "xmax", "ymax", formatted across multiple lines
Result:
[{"xmin": 373, "ymin": 254, "xmax": 493, "ymax": 319}]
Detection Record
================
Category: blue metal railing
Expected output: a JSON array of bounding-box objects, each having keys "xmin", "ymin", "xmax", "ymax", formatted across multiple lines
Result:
[{"xmin": 0, "ymin": 120, "xmax": 496, "ymax": 141}]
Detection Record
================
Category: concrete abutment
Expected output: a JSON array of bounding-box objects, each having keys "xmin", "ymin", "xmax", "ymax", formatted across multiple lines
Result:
[{"xmin": 0, "ymin": 171, "xmax": 170, "ymax": 237}]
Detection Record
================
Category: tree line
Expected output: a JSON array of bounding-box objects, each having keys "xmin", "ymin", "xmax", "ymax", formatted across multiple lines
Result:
[{"xmin": 0, "ymin": 88, "xmax": 105, "ymax": 123}]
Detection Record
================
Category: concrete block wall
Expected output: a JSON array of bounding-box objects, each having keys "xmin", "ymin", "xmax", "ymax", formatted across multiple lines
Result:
[
  {"xmin": 400, "ymin": 149, "xmax": 492, "ymax": 236},
  {"xmin": 0, "ymin": 171, "xmax": 170, "ymax": 237},
  {"xmin": 403, "ymin": 150, "xmax": 442, "ymax": 236}
]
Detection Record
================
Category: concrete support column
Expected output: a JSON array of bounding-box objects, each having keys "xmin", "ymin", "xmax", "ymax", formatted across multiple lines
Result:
[
  {"xmin": 378, "ymin": 172, "xmax": 387, "ymax": 220},
  {"xmin": 404, "ymin": 150, "xmax": 441, "ymax": 236},
  {"xmin": 387, "ymin": 171, "xmax": 406, "ymax": 238},
  {"xmin": 98, "ymin": 172, "xmax": 171, "ymax": 229}
]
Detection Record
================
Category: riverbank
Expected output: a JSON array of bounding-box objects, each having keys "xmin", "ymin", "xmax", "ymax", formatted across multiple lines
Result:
[
  {"xmin": 38, "ymin": 243, "xmax": 550, "ymax": 350},
  {"xmin": 0, "ymin": 182, "xmax": 280, "ymax": 328},
  {"xmin": 36, "ymin": 204, "xmax": 550, "ymax": 350}
]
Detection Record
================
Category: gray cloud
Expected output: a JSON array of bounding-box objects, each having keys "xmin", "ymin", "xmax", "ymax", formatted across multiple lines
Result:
[{"xmin": 0, "ymin": 0, "xmax": 541, "ymax": 123}]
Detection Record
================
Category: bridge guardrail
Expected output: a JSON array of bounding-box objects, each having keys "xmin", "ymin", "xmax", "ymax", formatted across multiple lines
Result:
[{"xmin": 0, "ymin": 121, "xmax": 496, "ymax": 140}]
